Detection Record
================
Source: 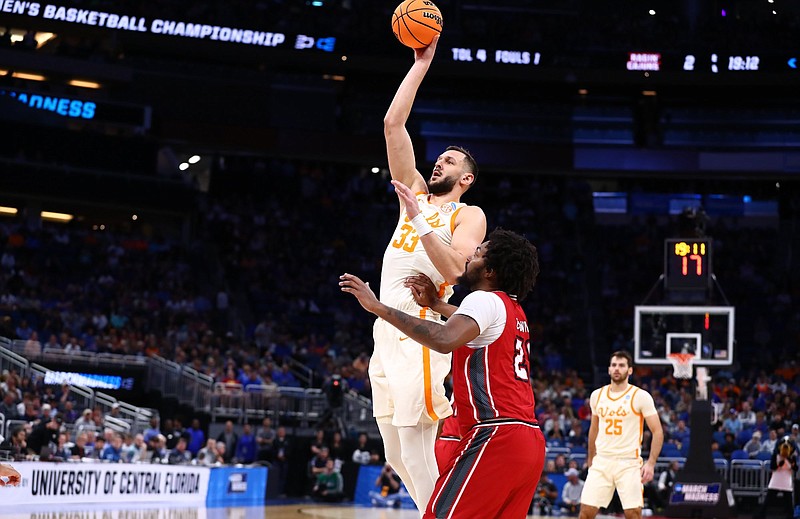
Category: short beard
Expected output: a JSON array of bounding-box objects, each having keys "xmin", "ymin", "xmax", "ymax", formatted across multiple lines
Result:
[
  {"xmin": 428, "ymin": 175, "xmax": 457, "ymax": 195},
  {"xmin": 456, "ymin": 265, "xmax": 481, "ymax": 290}
]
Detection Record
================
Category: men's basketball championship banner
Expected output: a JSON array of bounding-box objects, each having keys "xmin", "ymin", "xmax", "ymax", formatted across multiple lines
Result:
[{"xmin": 1, "ymin": 462, "xmax": 210, "ymax": 505}]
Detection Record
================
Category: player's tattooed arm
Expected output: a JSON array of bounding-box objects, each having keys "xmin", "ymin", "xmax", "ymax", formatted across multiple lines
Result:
[{"xmin": 341, "ymin": 272, "xmax": 478, "ymax": 353}]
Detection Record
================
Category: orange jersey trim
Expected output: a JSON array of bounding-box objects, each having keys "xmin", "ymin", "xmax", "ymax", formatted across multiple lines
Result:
[
  {"xmin": 604, "ymin": 384, "xmax": 634, "ymax": 402},
  {"xmin": 450, "ymin": 206, "xmax": 464, "ymax": 234},
  {"xmin": 420, "ymin": 307, "xmax": 439, "ymax": 421}
]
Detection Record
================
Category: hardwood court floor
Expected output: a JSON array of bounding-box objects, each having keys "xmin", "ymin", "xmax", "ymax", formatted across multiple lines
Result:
[{"xmin": 4, "ymin": 503, "xmax": 629, "ymax": 519}]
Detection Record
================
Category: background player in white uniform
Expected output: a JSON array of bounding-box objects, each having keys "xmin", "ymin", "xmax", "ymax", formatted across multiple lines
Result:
[
  {"xmin": 579, "ymin": 351, "xmax": 664, "ymax": 519},
  {"xmin": 374, "ymin": 34, "xmax": 487, "ymax": 514}
]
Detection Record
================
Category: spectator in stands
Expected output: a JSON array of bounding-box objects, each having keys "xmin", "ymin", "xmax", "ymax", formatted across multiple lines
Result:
[
  {"xmin": 255, "ymin": 417, "xmax": 275, "ymax": 462},
  {"xmin": 370, "ymin": 463, "xmax": 403, "ymax": 508},
  {"xmin": 567, "ymin": 421, "xmax": 586, "ymax": 449},
  {"xmin": 185, "ymin": 418, "xmax": 205, "ymax": 457},
  {"xmin": 149, "ymin": 434, "xmax": 168, "ymax": 464},
  {"xmin": 723, "ymin": 408, "xmax": 743, "ymax": 435},
  {"xmin": 168, "ymin": 437, "xmax": 192, "ymax": 465},
  {"xmin": 214, "ymin": 442, "xmax": 228, "ymax": 466},
  {"xmin": 240, "ymin": 365, "xmax": 264, "ymax": 390},
  {"xmin": 23, "ymin": 331, "xmax": 41, "ymax": 358},
  {"xmin": 310, "ymin": 428, "xmax": 327, "ymax": 458},
  {"xmin": 234, "ymin": 423, "xmax": 257, "ymax": 464},
  {"xmin": 54, "ymin": 432, "xmax": 71, "ymax": 460},
  {"xmin": 310, "ymin": 446, "xmax": 331, "ymax": 477},
  {"xmin": 101, "ymin": 434, "xmax": 123, "ymax": 462},
  {"xmin": 216, "ymin": 420, "xmax": 238, "ymax": 463},
  {"xmin": 720, "ymin": 432, "xmax": 738, "ymax": 460},
  {"xmin": 351, "ymin": 432, "xmax": 380, "ymax": 466},
  {"xmin": 670, "ymin": 419, "xmax": 691, "ymax": 448},
  {"xmin": 553, "ymin": 453, "xmax": 568, "ymax": 473},
  {"xmin": 744, "ymin": 430, "xmax": 763, "ymax": 458},
  {"xmin": 70, "ymin": 432, "xmax": 88, "ymax": 459},
  {"xmin": 26, "ymin": 415, "xmax": 61, "ymax": 456},
  {"xmin": 0, "ymin": 427, "xmax": 27, "ymax": 461},
  {"xmin": 328, "ymin": 431, "xmax": 346, "ymax": 471},
  {"xmin": 197, "ymin": 439, "xmax": 220, "ymax": 466},
  {"xmin": 143, "ymin": 417, "xmax": 160, "ymax": 443},
  {"xmin": 164, "ymin": 418, "xmax": 184, "ymax": 449},
  {"xmin": 273, "ymin": 426, "xmax": 291, "ymax": 497},
  {"xmin": 561, "ymin": 467, "xmax": 584, "ymax": 515},
  {"xmin": 762, "ymin": 429, "xmax": 778, "ymax": 454},
  {"xmin": 91, "ymin": 437, "xmax": 106, "ymax": 460},
  {"xmin": 121, "ymin": 433, "xmax": 138, "ymax": 463},
  {"xmin": 311, "ymin": 459, "xmax": 344, "ymax": 503},
  {"xmin": 655, "ymin": 460, "xmax": 679, "ymax": 511},
  {"xmin": 60, "ymin": 401, "xmax": 78, "ymax": 424},
  {"xmin": 0, "ymin": 391, "xmax": 18, "ymax": 419},
  {"xmin": 532, "ymin": 472, "xmax": 559, "ymax": 516},
  {"xmin": 106, "ymin": 403, "xmax": 123, "ymax": 423},
  {"xmin": 753, "ymin": 412, "xmax": 769, "ymax": 435},
  {"xmin": 74, "ymin": 408, "xmax": 95, "ymax": 432},
  {"xmin": 738, "ymin": 401, "xmax": 757, "ymax": 428},
  {"xmin": 272, "ymin": 363, "xmax": 300, "ymax": 387}
]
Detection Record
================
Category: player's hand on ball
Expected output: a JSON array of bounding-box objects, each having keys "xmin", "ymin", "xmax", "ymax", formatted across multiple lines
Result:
[
  {"xmin": 340, "ymin": 273, "xmax": 381, "ymax": 314},
  {"xmin": 404, "ymin": 274, "xmax": 438, "ymax": 307},
  {"xmin": 391, "ymin": 180, "xmax": 420, "ymax": 218},
  {"xmin": 415, "ymin": 34, "xmax": 439, "ymax": 62}
]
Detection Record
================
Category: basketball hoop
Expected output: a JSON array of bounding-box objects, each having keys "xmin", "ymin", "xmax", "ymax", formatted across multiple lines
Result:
[{"xmin": 668, "ymin": 353, "xmax": 695, "ymax": 379}]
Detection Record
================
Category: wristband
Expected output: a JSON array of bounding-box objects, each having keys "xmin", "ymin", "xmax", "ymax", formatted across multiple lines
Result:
[{"xmin": 410, "ymin": 213, "xmax": 433, "ymax": 237}]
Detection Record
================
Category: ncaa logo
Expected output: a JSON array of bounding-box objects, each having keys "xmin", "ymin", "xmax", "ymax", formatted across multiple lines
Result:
[{"xmin": 228, "ymin": 473, "xmax": 248, "ymax": 493}]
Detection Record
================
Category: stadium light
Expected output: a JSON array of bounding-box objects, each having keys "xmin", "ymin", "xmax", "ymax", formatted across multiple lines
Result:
[
  {"xmin": 0, "ymin": 206, "xmax": 18, "ymax": 216},
  {"xmin": 179, "ymin": 162, "xmax": 190, "ymax": 171},
  {"xmin": 188, "ymin": 155, "xmax": 201, "ymax": 164},
  {"xmin": 41, "ymin": 211, "xmax": 74, "ymax": 222},
  {"xmin": 68, "ymin": 79, "xmax": 102, "ymax": 89},
  {"xmin": 12, "ymin": 72, "xmax": 46, "ymax": 81}
]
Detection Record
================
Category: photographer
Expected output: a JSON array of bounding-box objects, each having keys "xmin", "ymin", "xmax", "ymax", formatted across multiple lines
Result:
[{"xmin": 370, "ymin": 463, "xmax": 403, "ymax": 508}]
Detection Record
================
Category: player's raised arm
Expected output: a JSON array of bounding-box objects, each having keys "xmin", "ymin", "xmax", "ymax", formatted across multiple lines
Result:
[{"xmin": 384, "ymin": 36, "xmax": 440, "ymax": 193}]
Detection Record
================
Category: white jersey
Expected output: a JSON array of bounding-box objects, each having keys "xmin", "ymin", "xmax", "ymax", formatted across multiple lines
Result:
[
  {"xmin": 590, "ymin": 384, "xmax": 657, "ymax": 459},
  {"xmin": 380, "ymin": 193, "xmax": 465, "ymax": 311}
]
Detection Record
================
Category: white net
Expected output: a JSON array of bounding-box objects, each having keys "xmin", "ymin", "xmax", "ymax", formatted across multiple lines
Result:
[{"xmin": 668, "ymin": 353, "xmax": 694, "ymax": 379}]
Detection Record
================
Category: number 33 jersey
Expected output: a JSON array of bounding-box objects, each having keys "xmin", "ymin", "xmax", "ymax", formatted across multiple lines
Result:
[
  {"xmin": 450, "ymin": 291, "xmax": 537, "ymax": 436},
  {"xmin": 380, "ymin": 194, "xmax": 465, "ymax": 310},
  {"xmin": 590, "ymin": 384, "xmax": 658, "ymax": 459}
]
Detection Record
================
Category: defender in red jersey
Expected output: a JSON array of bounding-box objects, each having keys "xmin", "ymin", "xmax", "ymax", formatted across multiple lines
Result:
[
  {"xmin": 341, "ymin": 229, "xmax": 544, "ymax": 519},
  {"xmin": 434, "ymin": 404, "xmax": 461, "ymax": 475}
]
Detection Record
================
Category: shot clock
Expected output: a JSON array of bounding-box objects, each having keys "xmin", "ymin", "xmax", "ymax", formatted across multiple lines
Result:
[{"xmin": 664, "ymin": 238, "xmax": 711, "ymax": 291}]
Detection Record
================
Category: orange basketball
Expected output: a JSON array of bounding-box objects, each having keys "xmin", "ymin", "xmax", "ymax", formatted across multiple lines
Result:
[{"xmin": 391, "ymin": 0, "xmax": 443, "ymax": 49}]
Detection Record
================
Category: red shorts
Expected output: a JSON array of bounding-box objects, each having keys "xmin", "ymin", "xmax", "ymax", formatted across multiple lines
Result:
[
  {"xmin": 424, "ymin": 422, "xmax": 545, "ymax": 519},
  {"xmin": 435, "ymin": 436, "xmax": 461, "ymax": 475}
]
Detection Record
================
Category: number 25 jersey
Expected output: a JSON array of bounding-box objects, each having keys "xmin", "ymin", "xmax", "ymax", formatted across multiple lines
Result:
[{"xmin": 590, "ymin": 384, "xmax": 657, "ymax": 459}]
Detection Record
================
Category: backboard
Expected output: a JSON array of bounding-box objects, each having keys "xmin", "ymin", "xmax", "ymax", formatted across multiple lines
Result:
[{"xmin": 634, "ymin": 305, "xmax": 734, "ymax": 366}]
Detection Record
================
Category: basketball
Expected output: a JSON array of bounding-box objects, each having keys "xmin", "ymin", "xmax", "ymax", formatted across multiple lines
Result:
[{"xmin": 391, "ymin": 0, "xmax": 443, "ymax": 49}]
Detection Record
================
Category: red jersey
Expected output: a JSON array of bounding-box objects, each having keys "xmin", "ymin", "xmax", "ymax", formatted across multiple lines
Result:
[{"xmin": 450, "ymin": 291, "xmax": 536, "ymax": 436}]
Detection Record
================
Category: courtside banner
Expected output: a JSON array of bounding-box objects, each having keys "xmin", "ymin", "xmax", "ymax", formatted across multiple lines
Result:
[{"xmin": 1, "ymin": 462, "xmax": 210, "ymax": 505}]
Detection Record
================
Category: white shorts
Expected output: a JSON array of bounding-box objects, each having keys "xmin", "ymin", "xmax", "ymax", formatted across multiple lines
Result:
[
  {"xmin": 370, "ymin": 316, "xmax": 452, "ymax": 427},
  {"xmin": 580, "ymin": 455, "xmax": 644, "ymax": 510}
]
